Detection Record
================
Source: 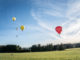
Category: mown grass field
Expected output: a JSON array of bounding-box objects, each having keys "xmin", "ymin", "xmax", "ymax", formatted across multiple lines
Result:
[{"xmin": 0, "ymin": 48, "xmax": 80, "ymax": 60}]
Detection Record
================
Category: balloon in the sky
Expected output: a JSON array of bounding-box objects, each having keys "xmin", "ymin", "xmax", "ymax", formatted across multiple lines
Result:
[
  {"xmin": 16, "ymin": 27, "xmax": 18, "ymax": 38},
  {"xmin": 12, "ymin": 17, "xmax": 16, "ymax": 21},
  {"xmin": 16, "ymin": 35, "xmax": 18, "ymax": 37},
  {"xmin": 16, "ymin": 27, "xmax": 18, "ymax": 31},
  {"xmin": 55, "ymin": 26, "xmax": 62, "ymax": 34},
  {"xmin": 20, "ymin": 25, "xmax": 24, "ymax": 31}
]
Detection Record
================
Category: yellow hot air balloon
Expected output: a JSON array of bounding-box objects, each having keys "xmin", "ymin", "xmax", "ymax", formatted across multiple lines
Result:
[
  {"xmin": 12, "ymin": 17, "xmax": 16, "ymax": 21},
  {"xmin": 20, "ymin": 25, "xmax": 24, "ymax": 31}
]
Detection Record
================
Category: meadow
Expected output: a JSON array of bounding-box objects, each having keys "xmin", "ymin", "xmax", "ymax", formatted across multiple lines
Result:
[{"xmin": 0, "ymin": 48, "xmax": 80, "ymax": 60}]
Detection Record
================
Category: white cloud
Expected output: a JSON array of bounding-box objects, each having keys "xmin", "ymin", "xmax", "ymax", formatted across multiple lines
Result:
[
  {"xmin": 61, "ymin": 0, "xmax": 80, "ymax": 43},
  {"xmin": 31, "ymin": 0, "xmax": 80, "ymax": 45},
  {"xmin": 32, "ymin": 11, "xmax": 60, "ymax": 40}
]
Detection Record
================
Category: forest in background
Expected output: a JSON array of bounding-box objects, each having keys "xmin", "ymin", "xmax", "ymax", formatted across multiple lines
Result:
[{"xmin": 0, "ymin": 43, "xmax": 80, "ymax": 52}]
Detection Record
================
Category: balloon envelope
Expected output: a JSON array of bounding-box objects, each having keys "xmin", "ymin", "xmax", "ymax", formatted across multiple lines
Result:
[
  {"xmin": 12, "ymin": 17, "xmax": 16, "ymax": 21},
  {"xmin": 20, "ymin": 25, "xmax": 24, "ymax": 31},
  {"xmin": 55, "ymin": 26, "xmax": 62, "ymax": 34}
]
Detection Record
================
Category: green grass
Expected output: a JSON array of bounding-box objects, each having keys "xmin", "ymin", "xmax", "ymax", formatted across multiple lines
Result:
[{"xmin": 0, "ymin": 48, "xmax": 80, "ymax": 60}]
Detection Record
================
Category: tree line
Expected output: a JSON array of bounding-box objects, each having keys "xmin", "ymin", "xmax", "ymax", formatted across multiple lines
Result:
[{"xmin": 0, "ymin": 43, "xmax": 80, "ymax": 52}]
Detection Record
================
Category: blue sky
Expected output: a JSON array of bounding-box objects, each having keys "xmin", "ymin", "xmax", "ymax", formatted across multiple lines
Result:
[{"xmin": 0, "ymin": 0, "xmax": 80, "ymax": 47}]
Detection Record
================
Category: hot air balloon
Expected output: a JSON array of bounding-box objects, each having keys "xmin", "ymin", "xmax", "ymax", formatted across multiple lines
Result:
[
  {"xmin": 16, "ymin": 27, "xmax": 18, "ymax": 31},
  {"xmin": 16, "ymin": 27, "xmax": 18, "ymax": 38},
  {"xmin": 20, "ymin": 25, "xmax": 24, "ymax": 31},
  {"xmin": 55, "ymin": 26, "xmax": 62, "ymax": 35},
  {"xmin": 16, "ymin": 35, "xmax": 18, "ymax": 37},
  {"xmin": 12, "ymin": 17, "xmax": 16, "ymax": 21}
]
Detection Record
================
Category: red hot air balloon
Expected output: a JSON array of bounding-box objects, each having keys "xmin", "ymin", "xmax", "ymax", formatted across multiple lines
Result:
[{"xmin": 55, "ymin": 26, "xmax": 62, "ymax": 34}]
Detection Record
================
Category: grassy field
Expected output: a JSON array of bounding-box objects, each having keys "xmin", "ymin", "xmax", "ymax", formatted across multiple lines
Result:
[{"xmin": 0, "ymin": 48, "xmax": 80, "ymax": 60}]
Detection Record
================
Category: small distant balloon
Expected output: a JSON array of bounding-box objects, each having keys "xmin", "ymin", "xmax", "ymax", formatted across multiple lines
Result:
[
  {"xmin": 20, "ymin": 25, "xmax": 24, "ymax": 31},
  {"xmin": 12, "ymin": 17, "xmax": 16, "ymax": 21},
  {"xmin": 16, "ymin": 35, "xmax": 18, "ymax": 38},
  {"xmin": 16, "ymin": 27, "xmax": 18, "ymax": 31},
  {"xmin": 55, "ymin": 26, "xmax": 62, "ymax": 35}
]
